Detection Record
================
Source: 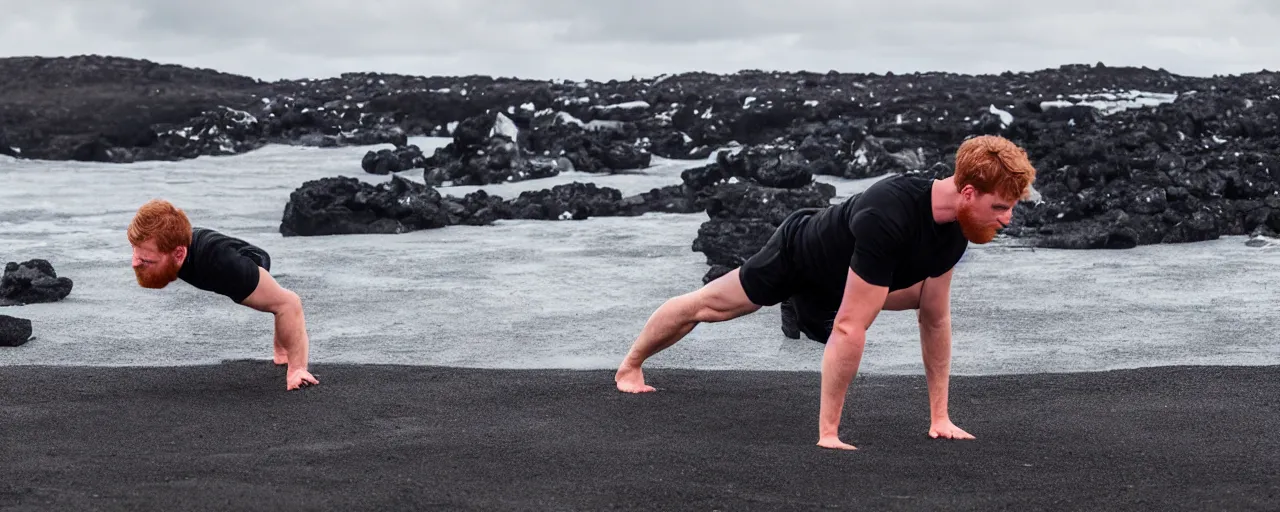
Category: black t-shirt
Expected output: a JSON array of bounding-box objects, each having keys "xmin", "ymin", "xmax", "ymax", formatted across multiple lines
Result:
[
  {"xmin": 788, "ymin": 174, "xmax": 969, "ymax": 299},
  {"xmin": 177, "ymin": 227, "xmax": 264, "ymax": 304}
]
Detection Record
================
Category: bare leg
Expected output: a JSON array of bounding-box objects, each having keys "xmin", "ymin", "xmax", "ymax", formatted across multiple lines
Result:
[{"xmin": 615, "ymin": 268, "xmax": 762, "ymax": 392}]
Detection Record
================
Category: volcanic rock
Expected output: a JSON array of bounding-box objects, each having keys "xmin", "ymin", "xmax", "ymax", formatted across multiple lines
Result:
[
  {"xmin": 681, "ymin": 147, "xmax": 837, "ymax": 283},
  {"xmin": 362, "ymin": 143, "xmax": 427, "ymax": 175},
  {"xmin": 0, "ymin": 315, "xmax": 33, "ymax": 347},
  {"xmin": 279, "ymin": 175, "xmax": 452, "ymax": 236},
  {"xmin": 7, "ymin": 55, "xmax": 1280, "ymax": 249},
  {"xmin": 421, "ymin": 110, "xmax": 654, "ymax": 185},
  {"xmin": 0, "ymin": 259, "xmax": 74, "ymax": 306},
  {"xmin": 279, "ymin": 177, "xmax": 704, "ymax": 237}
]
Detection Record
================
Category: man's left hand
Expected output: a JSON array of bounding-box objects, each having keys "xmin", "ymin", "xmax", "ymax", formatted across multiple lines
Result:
[
  {"xmin": 928, "ymin": 419, "xmax": 974, "ymax": 440},
  {"xmin": 287, "ymin": 368, "xmax": 319, "ymax": 390}
]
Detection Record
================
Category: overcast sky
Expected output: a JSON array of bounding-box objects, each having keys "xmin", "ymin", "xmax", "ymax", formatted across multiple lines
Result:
[{"xmin": 2, "ymin": 0, "xmax": 1278, "ymax": 81}]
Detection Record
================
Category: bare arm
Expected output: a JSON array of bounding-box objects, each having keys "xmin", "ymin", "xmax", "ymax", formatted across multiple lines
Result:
[
  {"xmin": 917, "ymin": 268, "xmax": 972, "ymax": 439},
  {"xmin": 917, "ymin": 269, "xmax": 953, "ymax": 423},
  {"xmin": 817, "ymin": 269, "xmax": 889, "ymax": 450},
  {"xmin": 241, "ymin": 267, "xmax": 318, "ymax": 390}
]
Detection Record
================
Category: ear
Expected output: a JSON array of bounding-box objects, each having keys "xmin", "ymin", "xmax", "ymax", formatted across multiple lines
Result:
[{"xmin": 173, "ymin": 245, "xmax": 188, "ymax": 262}]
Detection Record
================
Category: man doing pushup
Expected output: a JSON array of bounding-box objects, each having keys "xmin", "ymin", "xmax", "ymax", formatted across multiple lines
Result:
[
  {"xmin": 614, "ymin": 135, "xmax": 1038, "ymax": 450},
  {"xmin": 128, "ymin": 199, "xmax": 319, "ymax": 391}
]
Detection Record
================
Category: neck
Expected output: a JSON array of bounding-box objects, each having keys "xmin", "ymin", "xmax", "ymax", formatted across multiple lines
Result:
[{"xmin": 931, "ymin": 177, "xmax": 961, "ymax": 224}]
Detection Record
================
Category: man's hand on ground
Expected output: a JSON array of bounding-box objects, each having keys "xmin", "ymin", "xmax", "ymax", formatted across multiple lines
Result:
[
  {"xmin": 287, "ymin": 368, "xmax": 319, "ymax": 390},
  {"xmin": 928, "ymin": 418, "xmax": 975, "ymax": 440}
]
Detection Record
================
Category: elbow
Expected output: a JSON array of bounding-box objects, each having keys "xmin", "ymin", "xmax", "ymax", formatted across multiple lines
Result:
[
  {"xmin": 917, "ymin": 311, "xmax": 949, "ymax": 332},
  {"xmin": 286, "ymin": 291, "xmax": 303, "ymax": 313},
  {"xmin": 830, "ymin": 317, "xmax": 868, "ymax": 345},
  {"xmin": 269, "ymin": 290, "xmax": 303, "ymax": 316}
]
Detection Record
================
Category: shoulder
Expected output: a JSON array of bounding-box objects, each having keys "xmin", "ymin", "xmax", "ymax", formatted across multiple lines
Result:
[
  {"xmin": 183, "ymin": 227, "xmax": 249, "ymax": 267},
  {"xmin": 851, "ymin": 175, "xmax": 929, "ymax": 213},
  {"xmin": 846, "ymin": 175, "xmax": 931, "ymax": 229},
  {"xmin": 186, "ymin": 227, "xmax": 215, "ymax": 252},
  {"xmin": 867, "ymin": 174, "xmax": 931, "ymax": 201}
]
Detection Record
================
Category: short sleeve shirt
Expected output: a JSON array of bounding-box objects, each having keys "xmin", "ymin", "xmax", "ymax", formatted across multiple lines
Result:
[
  {"xmin": 790, "ymin": 174, "xmax": 970, "ymax": 295},
  {"xmin": 176, "ymin": 227, "xmax": 265, "ymax": 303}
]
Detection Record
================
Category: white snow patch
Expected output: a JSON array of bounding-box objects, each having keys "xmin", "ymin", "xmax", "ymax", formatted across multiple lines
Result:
[
  {"xmin": 585, "ymin": 120, "xmax": 625, "ymax": 132},
  {"xmin": 555, "ymin": 112, "xmax": 585, "ymax": 127},
  {"xmin": 804, "ymin": 100, "xmax": 819, "ymax": 107},
  {"xmin": 743, "ymin": 96, "xmax": 757, "ymax": 108},
  {"xmin": 593, "ymin": 100, "xmax": 650, "ymax": 111},
  {"xmin": 1040, "ymin": 90, "xmax": 1179, "ymax": 116},
  {"xmin": 988, "ymin": 105, "xmax": 1013, "ymax": 127},
  {"xmin": 491, "ymin": 113, "xmax": 519, "ymax": 141}
]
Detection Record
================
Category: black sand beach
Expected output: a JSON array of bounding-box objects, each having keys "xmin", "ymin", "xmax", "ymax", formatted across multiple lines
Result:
[{"xmin": 1, "ymin": 361, "xmax": 1276, "ymax": 511}]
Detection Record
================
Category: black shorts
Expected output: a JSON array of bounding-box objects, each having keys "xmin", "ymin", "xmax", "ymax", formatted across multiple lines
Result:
[
  {"xmin": 738, "ymin": 208, "xmax": 841, "ymax": 343},
  {"xmin": 239, "ymin": 245, "xmax": 271, "ymax": 272},
  {"xmin": 738, "ymin": 207, "xmax": 819, "ymax": 307}
]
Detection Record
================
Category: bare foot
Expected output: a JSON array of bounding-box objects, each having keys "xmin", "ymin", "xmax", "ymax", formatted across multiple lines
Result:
[
  {"xmin": 817, "ymin": 436, "xmax": 858, "ymax": 451},
  {"xmin": 615, "ymin": 364, "xmax": 656, "ymax": 393}
]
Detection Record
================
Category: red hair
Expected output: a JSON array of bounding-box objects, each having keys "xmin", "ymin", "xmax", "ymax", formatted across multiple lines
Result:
[
  {"xmin": 128, "ymin": 199, "xmax": 192, "ymax": 252},
  {"xmin": 953, "ymin": 135, "xmax": 1037, "ymax": 202}
]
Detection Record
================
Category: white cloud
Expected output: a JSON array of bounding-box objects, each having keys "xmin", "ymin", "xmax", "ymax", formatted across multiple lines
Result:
[{"xmin": 1, "ymin": 0, "xmax": 1277, "ymax": 81}]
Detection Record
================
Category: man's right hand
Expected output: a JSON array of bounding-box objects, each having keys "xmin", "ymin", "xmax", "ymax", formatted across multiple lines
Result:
[
  {"xmin": 817, "ymin": 436, "xmax": 857, "ymax": 451},
  {"xmin": 286, "ymin": 368, "xmax": 319, "ymax": 390}
]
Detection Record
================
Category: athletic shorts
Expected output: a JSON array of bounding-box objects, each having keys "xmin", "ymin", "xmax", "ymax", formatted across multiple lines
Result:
[
  {"xmin": 738, "ymin": 207, "xmax": 841, "ymax": 343},
  {"xmin": 240, "ymin": 245, "xmax": 272, "ymax": 272}
]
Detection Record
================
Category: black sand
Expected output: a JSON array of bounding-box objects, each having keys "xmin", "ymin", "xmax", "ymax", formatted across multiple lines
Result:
[{"xmin": 1, "ymin": 362, "xmax": 1277, "ymax": 511}]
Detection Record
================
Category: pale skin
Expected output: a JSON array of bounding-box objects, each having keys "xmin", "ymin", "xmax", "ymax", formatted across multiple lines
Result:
[
  {"xmin": 615, "ymin": 176, "xmax": 1015, "ymax": 450},
  {"xmin": 130, "ymin": 240, "xmax": 319, "ymax": 391}
]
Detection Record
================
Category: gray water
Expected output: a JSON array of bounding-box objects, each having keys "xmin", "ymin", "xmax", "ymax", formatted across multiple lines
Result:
[{"xmin": 2, "ymin": 137, "xmax": 1278, "ymax": 375}]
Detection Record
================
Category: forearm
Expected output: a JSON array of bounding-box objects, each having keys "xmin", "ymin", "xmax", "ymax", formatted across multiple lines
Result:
[
  {"xmin": 919, "ymin": 318, "xmax": 952, "ymax": 422},
  {"xmin": 277, "ymin": 306, "xmax": 310, "ymax": 370},
  {"xmin": 819, "ymin": 326, "xmax": 867, "ymax": 438}
]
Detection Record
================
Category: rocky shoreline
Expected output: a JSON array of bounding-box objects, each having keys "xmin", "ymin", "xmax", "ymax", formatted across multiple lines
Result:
[{"xmin": 4, "ymin": 55, "xmax": 1280, "ymax": 253}]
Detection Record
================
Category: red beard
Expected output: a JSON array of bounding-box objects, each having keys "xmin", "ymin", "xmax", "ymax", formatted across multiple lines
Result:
[
  {"xmin": 957, "ymin": 202, "xmax": 998, "ymax": 244},
  {"xmin": 135, "ymin": 258, "xmax": 180, "ymax": 288}
]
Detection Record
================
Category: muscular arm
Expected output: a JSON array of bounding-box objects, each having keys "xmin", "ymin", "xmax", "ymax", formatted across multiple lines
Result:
[
  {"xmin": 241, "ymin": 267, "xmax": 318, "ymax": 390},
  {"xmin": 817, "ymin": 269, "xmax": 888, "ymax": 450},
  {"xmin": 917, "ymin": 269, "xmax": 954, "ymax": 423},
  {"xmin": 917, "ymin": 268, "xmax": 973, "ymax": 439}
]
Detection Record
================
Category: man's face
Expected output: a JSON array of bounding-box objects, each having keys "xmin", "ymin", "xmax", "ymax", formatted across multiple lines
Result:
[
  {"xmin": 956, "ymin": 188, "xmax": 1014, "ymax": 244},
  {"xmin": 131, "ymin": 239, "xmax": 183, "ymax": 288}
]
